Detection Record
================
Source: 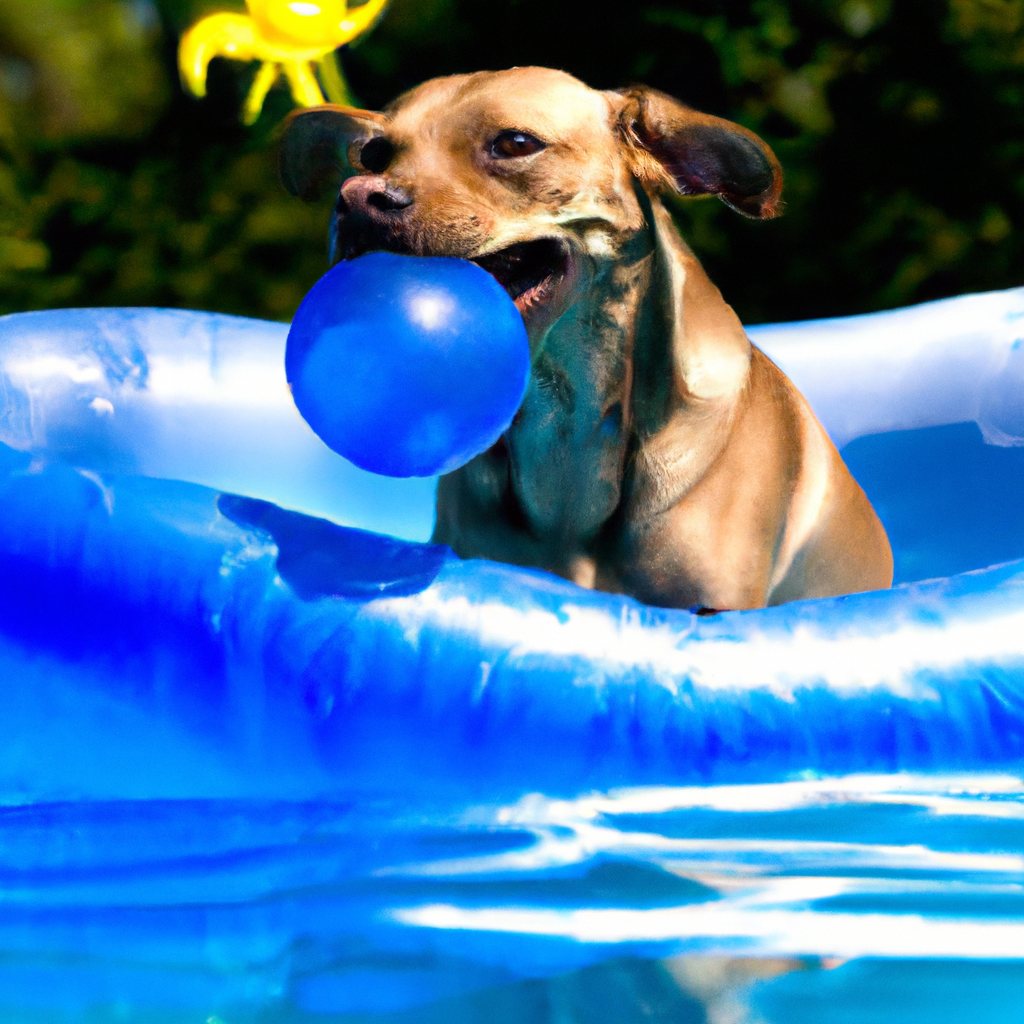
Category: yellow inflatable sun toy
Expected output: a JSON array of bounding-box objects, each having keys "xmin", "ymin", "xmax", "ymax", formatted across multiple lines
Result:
[{"xmin": 179, "ymin": 0, "xmax": 388, "ymax": 124}]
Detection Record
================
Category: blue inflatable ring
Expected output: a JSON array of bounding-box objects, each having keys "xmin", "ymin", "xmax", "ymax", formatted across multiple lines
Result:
[
  {"xmin": 1, "ymin": 294, "xmax": 1023, "ymax": 1016},
  {"xmin": 1, "ymin": 292, "xmax": 1023, "ymax": 794}
]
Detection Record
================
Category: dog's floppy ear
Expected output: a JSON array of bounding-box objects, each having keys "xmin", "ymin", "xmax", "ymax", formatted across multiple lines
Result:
[
  {"xmin": 616, "ymin": 86, "xmax": 782, "ymax": 219},
  {"xmin": 280, "ymin": 104, "xmax": 387, "ymax": 202}
]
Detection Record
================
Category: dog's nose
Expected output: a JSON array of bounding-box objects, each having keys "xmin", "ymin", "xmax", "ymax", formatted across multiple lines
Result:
[{"xmin": 341, "ymin": 175, "xmax": 413, "ymax": 215}]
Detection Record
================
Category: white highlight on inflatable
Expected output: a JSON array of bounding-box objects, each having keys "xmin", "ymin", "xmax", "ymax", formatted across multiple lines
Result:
[
  {"xmin": 392, "ymin": 903, "xmax": 1024, "ymax": 959},
  {"xmin": 146, "ymin": 356, "xmax": 286, "ymax": 407},
  {"xmin": 555, "ymin": 773, "xmax": 1024, "ymax": 818},
  {"xmin": 7, "ymin": 355, "xmax": 103, "ymax": 385},
  {"xmin": 381, "ymin": 586, "xmax": 1024, "ymax": 700},
  {"xmin": 681, "ymin": 612, "xmax": 1024, "ymax": 697}
]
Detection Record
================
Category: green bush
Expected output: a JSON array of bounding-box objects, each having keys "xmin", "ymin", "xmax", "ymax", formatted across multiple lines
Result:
[{"xmin": 2, "ymin": 0, "xmax": 1023, "ymax": 324}]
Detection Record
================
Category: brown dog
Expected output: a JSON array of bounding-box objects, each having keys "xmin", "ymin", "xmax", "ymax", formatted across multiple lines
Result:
[{"xmin": 281, "ymin": 66, "xmax": 892, "ymax": 609}]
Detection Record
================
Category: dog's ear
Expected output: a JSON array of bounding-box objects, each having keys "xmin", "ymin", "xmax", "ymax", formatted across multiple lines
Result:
[
  {"xmin": 615, "ymin": 86, "xmax": 782, "ymax": 219},
  {"xmin": 280, "ymin": 104, "xmax": 387, "ymax": 202}
]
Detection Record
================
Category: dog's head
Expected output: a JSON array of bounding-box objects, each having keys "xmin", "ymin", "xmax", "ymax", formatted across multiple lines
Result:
[{"xmin": 281, "ymin": 67, "xmax": 781, "ymax": 337}]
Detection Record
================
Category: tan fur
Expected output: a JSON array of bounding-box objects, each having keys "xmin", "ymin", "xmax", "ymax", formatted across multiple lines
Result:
[{"xmin": 284, "ymin": 67, "xmax": 893, "ymax": 608}]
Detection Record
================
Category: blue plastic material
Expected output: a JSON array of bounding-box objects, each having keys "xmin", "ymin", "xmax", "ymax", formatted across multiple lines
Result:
[
  {"xmin": 1, "ymin": 293, "xmax": 1023, "ymax": 1019},
  {"xmin": 286, "ymin": 252, "xmax": 530, "ymax": 476},
  {"xmin": 1, "ymin": 437, "xmax": 1023, "ymax": 802}
]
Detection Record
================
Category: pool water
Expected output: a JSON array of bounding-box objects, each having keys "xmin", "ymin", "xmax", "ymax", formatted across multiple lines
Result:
[
  {"xmin": 842, "ymin": 421, "xmax": 1024, "ymax": 584},
  {"xmin": 0, "ymin": 774, "xmax": 1021, "ymax": 1020}
]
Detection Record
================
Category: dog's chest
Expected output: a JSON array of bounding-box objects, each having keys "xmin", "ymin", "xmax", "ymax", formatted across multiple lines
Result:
[{"xmin": 504, "ymin": 286, "xmax": 640, "ymax": 545}]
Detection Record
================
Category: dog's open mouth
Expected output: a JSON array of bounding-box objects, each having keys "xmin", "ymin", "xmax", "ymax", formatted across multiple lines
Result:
[{"xmin": 472, "ymin": 238, "xmax": 570, "ymax": 312}]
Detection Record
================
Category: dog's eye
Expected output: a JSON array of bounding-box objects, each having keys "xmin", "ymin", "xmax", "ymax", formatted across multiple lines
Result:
[
  {"xmin": 489, "ymin": 130, "xmax": 546, "ymax": 159},
  {"xmin": 359, "ymin": 136, "xmax": 394, "ymax": 173}
]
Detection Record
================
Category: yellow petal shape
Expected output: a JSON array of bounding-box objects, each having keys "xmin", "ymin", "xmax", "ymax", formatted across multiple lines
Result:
[{"xmin": 179, "ymin": 13, "xmax": 260, "ymax": 98}]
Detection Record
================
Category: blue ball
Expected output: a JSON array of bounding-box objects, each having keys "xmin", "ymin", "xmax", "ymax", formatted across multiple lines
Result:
[{"xmin": 286, "ymin": 252, "xmax": 530, "ymax": 478}]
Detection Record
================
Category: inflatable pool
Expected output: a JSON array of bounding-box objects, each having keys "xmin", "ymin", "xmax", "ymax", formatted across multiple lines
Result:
[{"xmin": 0, "ymin": 293, "xmax": 1022, "ymax": 1021}]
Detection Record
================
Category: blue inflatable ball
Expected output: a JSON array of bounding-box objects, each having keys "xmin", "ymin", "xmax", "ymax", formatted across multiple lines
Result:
[{"xmin": 286, "ymin": 252, "xmax": 530, "ymax": 477}]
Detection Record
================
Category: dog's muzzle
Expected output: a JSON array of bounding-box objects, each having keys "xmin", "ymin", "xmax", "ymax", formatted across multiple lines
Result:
[
  {"xmin": 331, "ymin": 175, "xmax": 416, "ymax": 262},
  {"xmin": 332, "ymin": 176, "xmax": 572, "ymax": 317}
]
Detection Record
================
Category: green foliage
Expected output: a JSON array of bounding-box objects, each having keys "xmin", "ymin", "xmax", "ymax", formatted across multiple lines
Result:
[
  {"xmin": 0, "ymin": 0, "xmax": 333, "ymax": 319},
  {"xmin": 2, "ymin": 0, "xmax": 1024, "ymax": 323}
]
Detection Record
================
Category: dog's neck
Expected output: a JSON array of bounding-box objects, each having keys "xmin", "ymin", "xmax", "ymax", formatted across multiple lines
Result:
[
  {"xmin": 504, "ymin": 189, "xmax": 753, "ymax": 558},
  {"xmin": 635, "ymin": 195, "xmax": 752, "ymax": 411},
  {"xmin": 628, "ymin": 194, "xmax": 754, "ymax": 517}
]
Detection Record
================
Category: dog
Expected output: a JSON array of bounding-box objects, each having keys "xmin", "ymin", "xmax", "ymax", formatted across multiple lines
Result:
[{"xmin": 280, "ymin": 66, "xmax": 893, "ymax": 609}]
